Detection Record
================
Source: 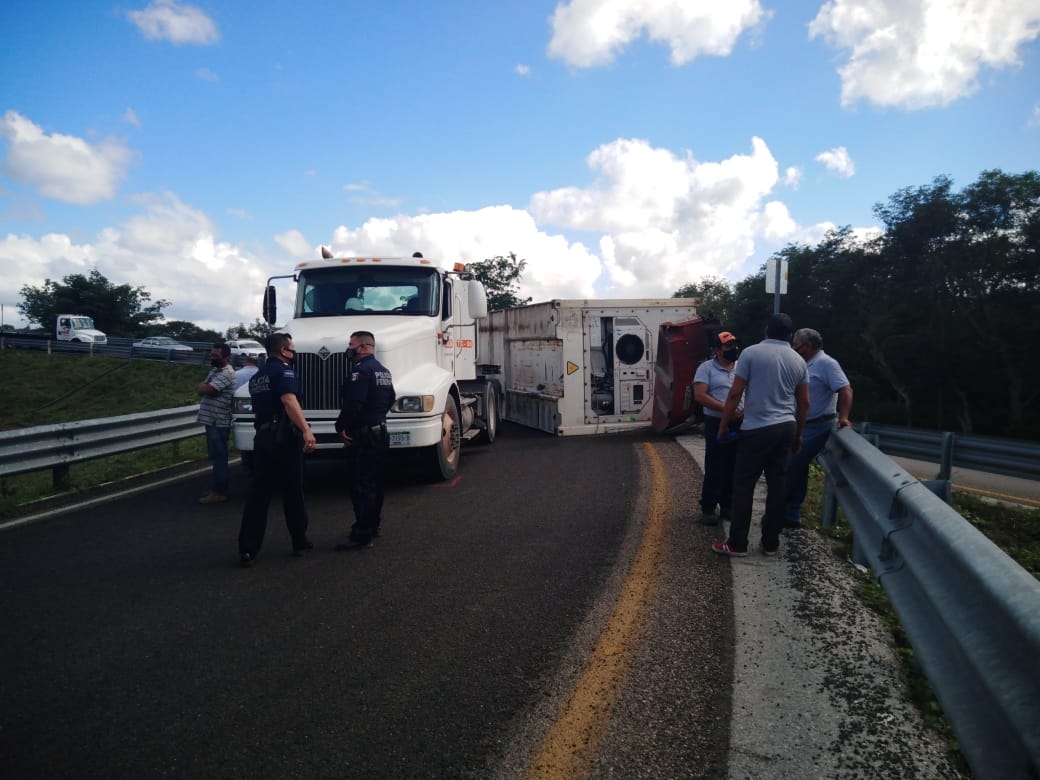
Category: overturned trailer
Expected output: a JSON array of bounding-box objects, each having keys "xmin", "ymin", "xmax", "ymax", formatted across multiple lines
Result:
[{"xmin": 477, "ymin": 299, "xmax": 714, "ymax": 435}]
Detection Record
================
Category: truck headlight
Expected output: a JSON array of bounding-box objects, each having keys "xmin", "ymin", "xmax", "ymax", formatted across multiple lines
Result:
[
  {"xmin": 233, "ymin": 397, "xmax": 254, "ymax": 414},
  {"xmin": 393, "ymin": 395, "xmax": 435, "ymax": 413}
]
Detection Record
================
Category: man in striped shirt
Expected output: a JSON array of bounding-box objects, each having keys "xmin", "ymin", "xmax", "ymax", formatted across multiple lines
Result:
[{"xmin": 197, "ymin": 343, "xmax": 236, "ymax": 504}]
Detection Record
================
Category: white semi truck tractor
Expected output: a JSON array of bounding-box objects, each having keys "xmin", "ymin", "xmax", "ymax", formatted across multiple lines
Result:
[{"xmin": 232, "ymin": 252, "xmax": 499, "ymax": 480}]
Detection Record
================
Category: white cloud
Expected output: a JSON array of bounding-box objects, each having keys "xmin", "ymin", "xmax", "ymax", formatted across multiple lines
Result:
[
  {"xmin": 0, "ymin": 193, "xmax": 270, "ymax": 332},
  {"xmin": 0, "ymin": 135, "xmax": 878, "ymax": 331},
  {"xmin": 123, "ymin": 108, "xmax": 141, "ymax": 127},
  {"xmin": 528, "ymin": 136, "xmax": 788, "ymax": 296},
  {"xmin": 0, "ymin": 111, "xmax": 135, "ymax": 205},
  {"xmin": 342, "ymin": 182, "xmax": 402, "ymax": 208},
  {"xmin": 275, "ymin": 229, "xmax": 312, "ymax": 258},
  {"xmin": 515, "ymin": 64, "xmax": 531, "ymax": 76},
  {"xmin": 782, "ymin": 166, "xmax": 803, "ymax": 188},
  {"xmin": 1029, "ymin": 103, "xmax": 1040, "ymax": 127},
  {"xmin": 815, "ymin": 146, "xmax": 856, "ymax": 177},
  {"xmin": 324, "ymin": 206, "xmax": 602, "ymax": 303},
  {"xmin": 809, "ymin": 0, "xmax": 1040, "ymax": 109},
  {"xmin": 194, "ymin": 68, "xmax": 219, "ymax": 82},
  {"xmin": 547, "ymin": 0, "xmax": 770, "ymax": 67},
  {"xmin": 127, "ymin": 0, "xmax": 220, "ymax": 45}
]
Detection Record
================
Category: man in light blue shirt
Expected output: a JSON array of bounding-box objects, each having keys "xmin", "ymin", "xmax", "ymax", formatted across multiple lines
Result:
[
  {"xmin": 783, "ymin": 328, "xmax": 853, "ymax": 527},
  {"xmin": 713, "ymin": 313, "xmax": 809, "ymax": 557}
]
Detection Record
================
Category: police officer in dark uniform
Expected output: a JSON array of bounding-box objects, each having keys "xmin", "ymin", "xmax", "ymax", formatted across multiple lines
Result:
[
  {"xmin": 237, "ymin": 332, "xmax": 317, "ymax": 567},
  {"xmin": 334, "ymin": 330, "xmax": 396, "ymax": 550}
]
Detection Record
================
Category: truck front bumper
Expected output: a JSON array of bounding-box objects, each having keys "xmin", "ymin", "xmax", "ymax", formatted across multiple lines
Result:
[{"xmin": 232, "ymin": 414, "xmax": 443, "ymax": 452}]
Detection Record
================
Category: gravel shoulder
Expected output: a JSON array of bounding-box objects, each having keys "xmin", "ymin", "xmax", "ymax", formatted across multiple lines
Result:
[{"xmin": 674, "ymin": 433, "xmax": 968, "ymax": 780}]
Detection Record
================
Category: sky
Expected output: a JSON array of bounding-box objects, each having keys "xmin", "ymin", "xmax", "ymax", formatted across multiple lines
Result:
[{"xmin": 1, "ymin": 0, "xmax": 1038, "ymax": 333}]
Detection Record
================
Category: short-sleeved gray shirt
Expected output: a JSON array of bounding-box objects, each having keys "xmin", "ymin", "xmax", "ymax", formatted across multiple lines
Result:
[{"xmin": 734, "ymin": 338, "xmax": 808, "ymax": 430}]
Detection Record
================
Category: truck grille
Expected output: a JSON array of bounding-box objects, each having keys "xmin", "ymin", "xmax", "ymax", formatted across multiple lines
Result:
[{"xmin": 296, "ymin": 352, "xmax": 348, "ymax": 411}]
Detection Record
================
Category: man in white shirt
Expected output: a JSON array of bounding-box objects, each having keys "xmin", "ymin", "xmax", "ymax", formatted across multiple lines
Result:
[{"xmin": 234, "ymin": 355, "xmax": 260, "ymax": 389}]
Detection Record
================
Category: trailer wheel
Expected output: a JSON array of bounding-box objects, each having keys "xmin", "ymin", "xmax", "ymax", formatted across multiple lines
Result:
[
  {"xmin": 427, "ymin": 395, "xmax": 461, "ymax": 480},
  {"xmin": 478, "ymin": 382, "xmax": 498, "ymax": 444}
]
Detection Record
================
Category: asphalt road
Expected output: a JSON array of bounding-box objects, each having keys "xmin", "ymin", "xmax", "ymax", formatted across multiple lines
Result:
[{"xmin": 0, "ymin": 424, "xmax": 733, "ymax": 779}]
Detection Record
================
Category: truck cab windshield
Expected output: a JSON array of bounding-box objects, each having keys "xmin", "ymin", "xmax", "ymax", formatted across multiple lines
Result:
[
  {"xmin": 296, "ymin": 267, "xmax": 439, "ymax": 317},
  {"xmin": 71, "ymin": 317, "xmax": 95, "ymax": 329}
]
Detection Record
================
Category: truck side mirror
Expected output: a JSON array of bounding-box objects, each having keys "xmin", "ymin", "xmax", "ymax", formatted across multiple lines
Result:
[
  {"xmin": 263, "ymin": 286, "xmax": 277, "ymax": 324},
  {"xmin": 469, "ymin": 282, "xmax": 488, "ymax": 319}
]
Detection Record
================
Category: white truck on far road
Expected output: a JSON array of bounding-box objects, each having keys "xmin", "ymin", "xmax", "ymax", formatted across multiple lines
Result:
[{"xmin": 56, "ymin": 314, "xmax": 107, "ymax": 344}]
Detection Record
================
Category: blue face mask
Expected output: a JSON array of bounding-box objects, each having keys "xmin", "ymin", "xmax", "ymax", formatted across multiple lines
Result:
[{"xmin": 345, "ymin": 347, "xmax": 358, "ymax": 361}]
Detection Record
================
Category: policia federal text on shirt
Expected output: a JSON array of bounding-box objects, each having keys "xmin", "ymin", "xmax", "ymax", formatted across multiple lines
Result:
[
  {"xmin": 237, "ymin": 333, "xmax": 317, "ymax": 567},
  {"xmin": 334, "ymin": 330, "xmax": 396, "ymax": 550}
]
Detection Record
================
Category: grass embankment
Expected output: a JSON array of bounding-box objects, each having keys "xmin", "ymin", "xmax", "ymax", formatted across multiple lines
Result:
[
  {"xmin": 2, "ymin": 349, "xmax": 215, "ymax": 518},
  {"xmin": 801, "ymin": 463, "xmax": 1039, "ymax": 766}
]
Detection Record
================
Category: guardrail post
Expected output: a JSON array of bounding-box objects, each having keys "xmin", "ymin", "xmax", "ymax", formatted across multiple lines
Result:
[
  {"xmin": 821, "ymin": 477, "xmax": 839, "ymax": 529},
  {"xmin": 922, "ymin": 479, "xmax": 952, "ymax": 505},
  {"xmin": 939, "ymin": 432, "xmax": 954, "ymax": 480},
  {"xmin": 52, "ymin": 463, "xmax": 70, "ymax": 491}
]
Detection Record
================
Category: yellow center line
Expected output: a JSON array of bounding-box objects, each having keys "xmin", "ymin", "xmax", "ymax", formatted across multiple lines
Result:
[
  {"xmin": 951, "ymin": 483, "xmax": 1040, "ymax": 509},
  {"xmin": 526, "ymin": 442, "xmax": 671, "ymax": 779}
]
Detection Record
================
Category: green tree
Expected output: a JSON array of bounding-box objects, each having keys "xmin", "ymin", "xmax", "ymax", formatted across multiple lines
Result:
[
  {"xmin": 672, "ymin": 276, "xmax": 734, "ymax": 323},
  {"xmin": 225, "ymin": 319, "xmax": 275, "ymax": 341},
  {"xmin": 466, "ymin": 253, "xmax": 532, "ymax": 311},
  {"xmin": 18, "ymin": 269, "xmax": 169, "ymax": 337}
]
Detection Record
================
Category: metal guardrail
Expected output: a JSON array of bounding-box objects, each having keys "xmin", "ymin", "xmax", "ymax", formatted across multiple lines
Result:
[
  {"xmin": 1, "ymin": 335, "xmax": 212, "ymax": 364},
  {"xmin": 819, "ymin": 428, "xmax": 1040, "ymax": 779},
  {"xmin": 0, "ymin": 405, "xmax": 203, "ymax": 487},
  {"xmin": 857, "ymin": 422, "xmax": 1040, "ymax": 482}
]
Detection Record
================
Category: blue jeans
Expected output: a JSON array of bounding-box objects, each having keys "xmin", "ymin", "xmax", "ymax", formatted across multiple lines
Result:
[
  {"xmin": 783, "ymin": 421, "xmax": 834, "ymax": 524},
  {"xmin": 204, "ymin": 425, "xmax": 230, "ymax": 494}
]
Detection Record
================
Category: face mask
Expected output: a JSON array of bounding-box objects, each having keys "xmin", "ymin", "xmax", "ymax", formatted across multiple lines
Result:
[
  {"xmin": 210, "ymin": 358, "xmax": 223, "ymax": 367},
  {"xmin": 721, "ymin": 348, "xmax": 738, "ymax": 361},
  {"xmin": 345, "ymin": 347, "xmax": 358, "ymax": 361}
]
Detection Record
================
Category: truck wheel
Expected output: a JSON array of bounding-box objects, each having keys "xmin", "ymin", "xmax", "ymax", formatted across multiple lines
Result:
[
  {"xmin": 478, "ymin": 382, "xmax": 498, "ymax": 444},
  {"xmin": 428, "ymin": 395, "xmax": 461, "ymax": 480}
]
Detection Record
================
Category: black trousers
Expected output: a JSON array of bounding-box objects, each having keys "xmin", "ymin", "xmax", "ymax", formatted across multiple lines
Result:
[
  {"xmin": 700, "ymin": 415, "xmax": 740, "ymax": 514},
  {"xmin": 346, "ymin": 432, "xmax": 388, "ymax": 543},
  {"xmin": 726, "ymin": 421, "xmax": 795, "ymax": 553},
  {"xmin": 238, "ymin": 429, "xmax": 309, "ymax": 556}
]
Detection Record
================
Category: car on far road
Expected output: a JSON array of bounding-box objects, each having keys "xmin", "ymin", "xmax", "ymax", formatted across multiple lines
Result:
[
  {"xmin": 133, "ymin": 336, "xmax": 194, "ymax": 352},
  {"xmin": 226, "ymin": 338, "xmax": 265, "ymax": 362}
]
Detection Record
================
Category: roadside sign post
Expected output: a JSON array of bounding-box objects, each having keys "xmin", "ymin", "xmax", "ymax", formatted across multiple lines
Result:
[{"xmin": 765, "ymin": 258, "xmax": 789, "ymax": 313}]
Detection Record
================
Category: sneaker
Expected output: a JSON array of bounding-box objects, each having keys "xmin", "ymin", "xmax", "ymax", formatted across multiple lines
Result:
[
  {"xmin": 199, "ymin": 493, "xmax": 228, "ymax": 505},
  {"xmin": 760, "ymin": 545, "xmax": 779, "ymax": 557},
  {"xmin": 711, "ymin": 541, "xmax": 747, "ymax": 557},
  {"xmin": 698, "ymin": 511, "xmax": 720, "ymax": 526},
  {"xmin": 239, "ymin": 552, "xmax": 255, "ymax": 568},
  {"xmin": 292, "ymin": 539, "xmax": 314, "ymax": 557},
  {"xmin": 334, "ymin": 539, "xmax": 373, "ymax": 551}
]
